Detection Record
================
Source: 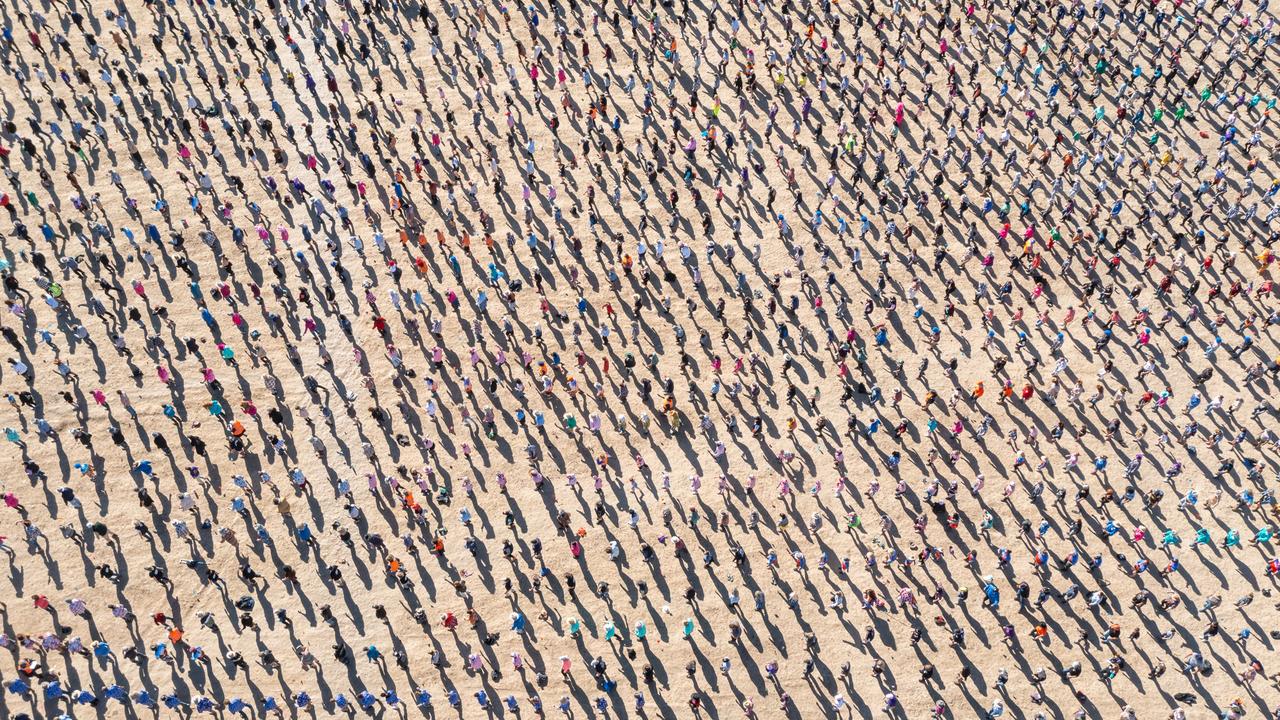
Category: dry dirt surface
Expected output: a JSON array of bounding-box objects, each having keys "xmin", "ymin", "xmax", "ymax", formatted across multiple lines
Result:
[{"xmin": 1, "ymin": 0, "xmax": 1280, "ymax": 718}]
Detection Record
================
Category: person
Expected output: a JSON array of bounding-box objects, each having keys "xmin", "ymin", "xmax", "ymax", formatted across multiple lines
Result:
[{"xmin": 0, "ymin": 0, "xmax": 1274, "ymax": 717}]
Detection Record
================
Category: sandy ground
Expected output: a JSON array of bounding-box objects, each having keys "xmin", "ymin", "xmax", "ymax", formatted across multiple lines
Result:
[{"xmin": 1, "ymin": 0, "xmax": 1280, "ymax": 718}]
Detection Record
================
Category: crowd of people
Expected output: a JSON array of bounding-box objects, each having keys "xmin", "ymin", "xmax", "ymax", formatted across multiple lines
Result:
[{"xmin": 1, "ymin": 0, "xmax": 1279, "ymax": 716}]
